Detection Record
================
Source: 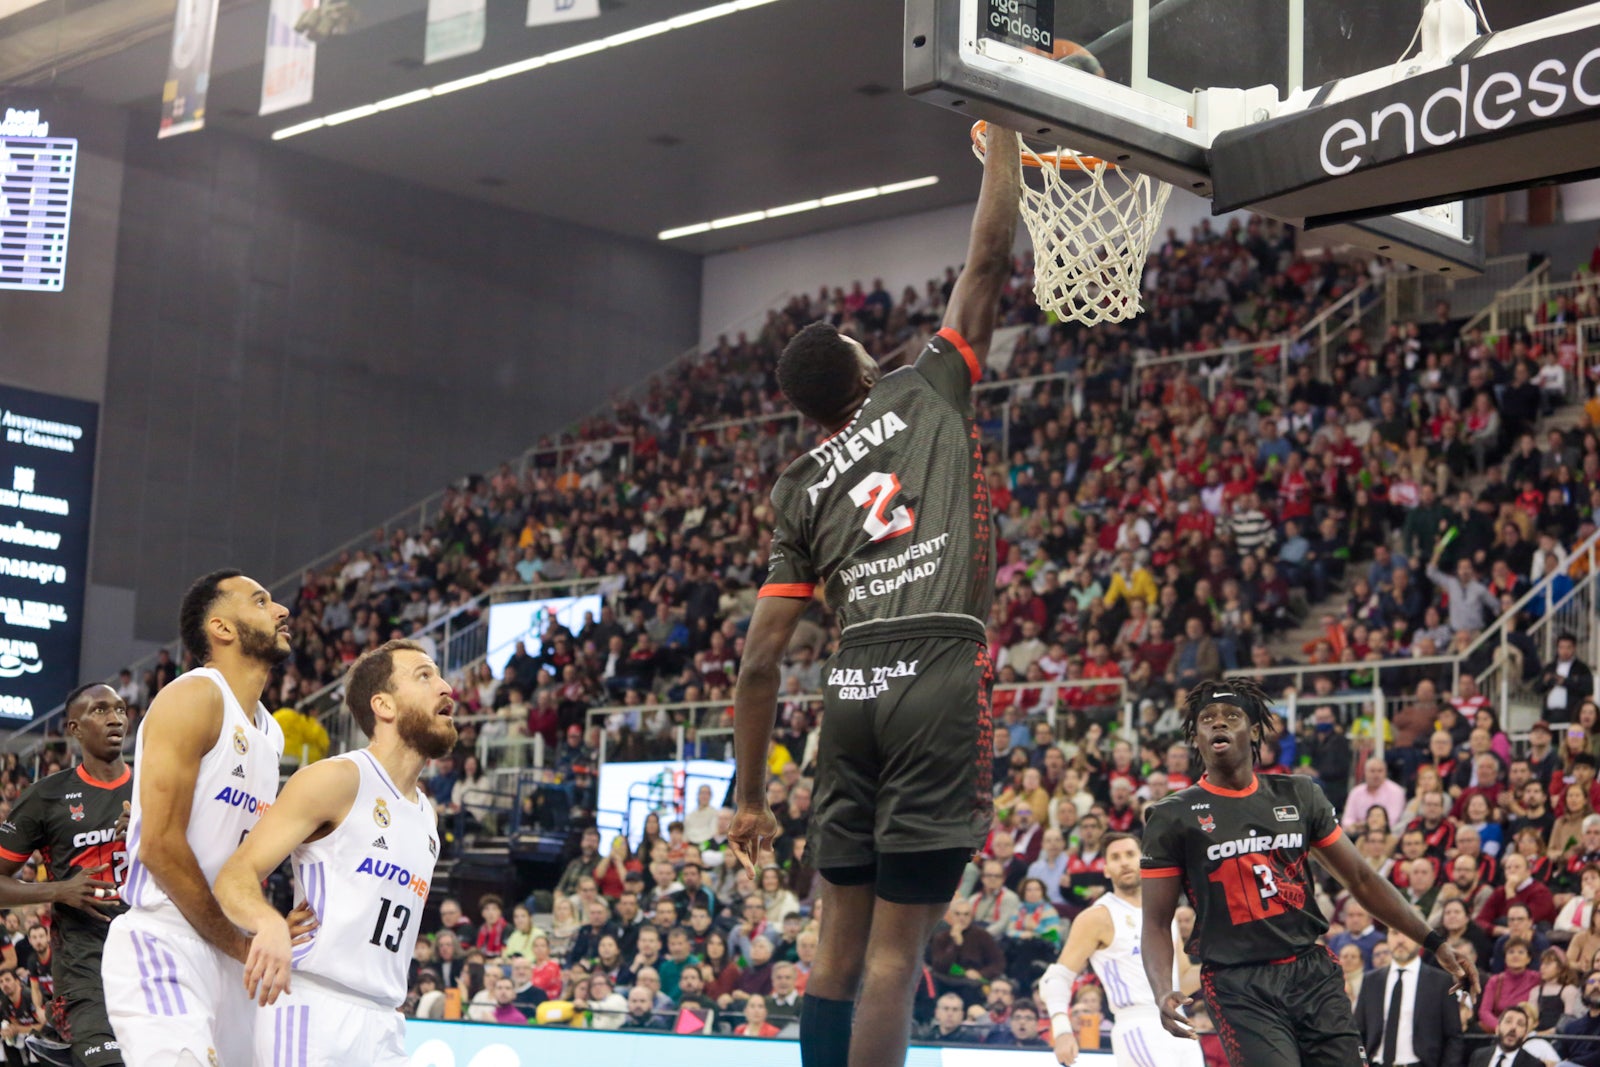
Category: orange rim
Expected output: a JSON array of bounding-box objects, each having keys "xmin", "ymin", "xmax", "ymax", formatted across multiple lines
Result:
[{"xmin": 971, "ymin": 120, "xmax": 1106, "ymax": 171}]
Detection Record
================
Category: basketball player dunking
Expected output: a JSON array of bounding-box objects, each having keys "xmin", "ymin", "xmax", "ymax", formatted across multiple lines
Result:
[
  {"xmin": 1042, "ymin": 832, "xmax": 1203, "ymax": 1067},
  {"xmin": 0, "ymin": 684, "xmax": 130, "ymax": 1067},
  {"xmin": 726, "ymin": 128, "xmax": 1021, "ymax": 1067},
  {"xmin": 101, "ymin": 571, "xmax": 295, "ymax": 1066},
  {"xmin": 214, "ymin": 639, "xmax": 454, "ymax": 1067},
  {"xmin": 1140, "ymin": 679, "xmax": 1478, "ymax": 1067}
]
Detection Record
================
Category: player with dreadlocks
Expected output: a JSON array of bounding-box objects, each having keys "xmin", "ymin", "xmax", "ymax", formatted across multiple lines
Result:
[{"xmin": 1139, "ymin": 678, "xmax": 1478, "ymax": 1067}]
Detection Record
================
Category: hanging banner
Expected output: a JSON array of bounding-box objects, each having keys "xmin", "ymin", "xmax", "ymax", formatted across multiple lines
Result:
[
  {"xmin": 425, "ymin": 0, "xmax": 486, "ymax": 64},
  {"xmin": 159, "ymin": 0, "xmax": 221, "ymax": 138},
  {"xmin": 259, "ymin": 0, "xmax": 318, "ymax": 116},
  {"xmin": 526, "ymin": 0, "xmax": 600, "ymax": 27}
]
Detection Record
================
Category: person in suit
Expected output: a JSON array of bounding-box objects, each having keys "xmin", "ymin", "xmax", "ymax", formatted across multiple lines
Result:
[
  {"xmin": 1470, "ymin": 1004, "xmax": 1544, "ymax": 1067},
  {"xmin": 1357, "ymin": 929, "xmax": 1463, "ymax": 1067},
  {"xmin": 1539, "ymin": 634, "xmax": 1596, "ymax": 723}
]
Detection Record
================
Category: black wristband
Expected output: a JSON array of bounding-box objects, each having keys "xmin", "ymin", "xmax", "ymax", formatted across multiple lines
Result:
[{"xmin": 1422, "ymin": 929, "xmax": 1447, "ymax": 955}]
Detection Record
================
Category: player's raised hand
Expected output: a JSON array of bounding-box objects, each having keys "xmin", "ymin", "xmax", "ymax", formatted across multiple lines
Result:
[
  {"xmin": 51, "ymin": 863, "xmax": 119, "ymax": 919},
  {"xmin": 1053, "ymin": 1029, "xmax": 1080, "ymax": 1065},
  {"xmin": 727, "ymin": 803, "xmax": 780, "ymax": 878},
  {"xmin": 286, "ymin": 900, "xmax": 319, "ymax": 945},
  {"xmin": 1157, "ymin": 990, "xmax": 1197, "ymax": 1040},
  {"xmin": 114, "ymin": 800, "xmax": 130, "ymax": 841},
  {"xmin": 243, "ymin": 917, "xmax": 294, "ymax": 1006},
  {"xmin": 1435, "ymin": 939, "xmax": 1480, "ymax": 999}
]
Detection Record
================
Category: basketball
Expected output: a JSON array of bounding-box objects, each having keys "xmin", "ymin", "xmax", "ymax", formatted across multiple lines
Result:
[{"xmin": 1048, "ymin": 38, "xmax": 1105, "ymax": 77}]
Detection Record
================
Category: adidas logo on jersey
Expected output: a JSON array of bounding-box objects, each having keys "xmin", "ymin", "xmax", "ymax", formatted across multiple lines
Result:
[
  {"xmin": 231, "ymin": 765, "xmax": 245, "ymax": 779},
  {"xmin": 372, "ymin": 836, "xmax": 389, "ymax": 850}
]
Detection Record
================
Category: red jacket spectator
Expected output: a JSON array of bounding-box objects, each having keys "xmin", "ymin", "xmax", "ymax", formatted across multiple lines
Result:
[{"xmin": 1475, "ymin": 877, "xmax": 1556, "ymax": 932}]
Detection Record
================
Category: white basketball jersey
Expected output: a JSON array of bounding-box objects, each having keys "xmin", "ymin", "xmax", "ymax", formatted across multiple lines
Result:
[
  {"xmin": 1088, "ymin": 893, "xmax": 1177, "ymax": 1013},
  {"xmin": 287, "ymin": 750, "xmax": 439, "ymax": 1008},
  {"xmin": 123, "ymin": 667, "xmax": 284, "ymax": 918}
]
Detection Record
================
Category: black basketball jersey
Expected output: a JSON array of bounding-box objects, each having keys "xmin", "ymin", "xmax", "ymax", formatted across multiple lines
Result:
[
  {"xmin": 0, "ymin": 765, "xmax": 131, "ymax": 972},
  {"xmin": 760, "ymin": 329, "xmax": 993, "ymax": 639},
  {"xmin": 1141, "ymin": 773, "xmax": 1341, "ymax": 967}
]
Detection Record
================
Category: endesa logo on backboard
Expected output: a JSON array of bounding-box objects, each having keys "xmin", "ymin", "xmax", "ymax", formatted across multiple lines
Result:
[{"xmin": 1318, "ymin": 28, "xmax": 1600, "ymax": 177}]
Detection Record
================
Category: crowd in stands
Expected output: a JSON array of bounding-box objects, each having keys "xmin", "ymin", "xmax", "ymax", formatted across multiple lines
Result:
[{"xmin": 15, "ymin": 215, "xmax": 1600, "ymax": 1052}]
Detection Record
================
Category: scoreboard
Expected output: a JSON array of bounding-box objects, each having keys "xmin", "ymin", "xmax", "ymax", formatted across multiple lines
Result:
[{"xmin": 0, "ymin": 109, "xmax": 78, "ymax": 293}]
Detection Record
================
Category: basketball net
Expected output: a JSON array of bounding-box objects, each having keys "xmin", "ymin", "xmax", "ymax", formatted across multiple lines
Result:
[{"xmin": 972, "ymin": 121, "xmax": 1172, "ymax": 326}]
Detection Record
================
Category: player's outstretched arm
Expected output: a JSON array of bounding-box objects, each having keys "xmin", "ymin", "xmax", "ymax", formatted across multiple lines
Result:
[
  {"xmin": 215, "ymin": 758, "xmax": 359, "ymax": 1007},
  {"xmin": 1313, "ymin": 832, "xmax": 1480, "ymax": 998},
  {"xmin": 1140, "ymin": 874, "xmax": 1196, "ymax": 1040},
  {"xmin": 941, "ymin": 124, "xmax": 1022, "ymax": 365},
  {"xmin": 728, "ymin": 594, "xmax": 808, "ymax": 876},
  {"xmin": 1042, "ymin": 903, "xmax": 1111, "ymax": 1064},
  {"xmin": 135, "ymin": 675, "xmax": 252, "ymax": 963}
]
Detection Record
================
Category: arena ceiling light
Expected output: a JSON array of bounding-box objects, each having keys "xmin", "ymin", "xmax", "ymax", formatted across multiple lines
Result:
[
  {"xmin": 272, "ymin": 0, "xmax": 784, "ymax": 141},
  {"xmin": 657, "ymin": 176, "xmax": 940, "ymax": 241}
]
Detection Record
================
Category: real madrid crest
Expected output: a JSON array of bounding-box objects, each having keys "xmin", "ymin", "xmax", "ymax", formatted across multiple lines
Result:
[
  {"xmin": 232, "ymin": 726, "xmax": 249, "ymax": 755},
  {"xmin": 373, "ymin": 798, "xmax": 391, "ymax": 828},
  {"xmin": 207, "ymin": 1050, "xmax": 220, "ymax": 1067}
]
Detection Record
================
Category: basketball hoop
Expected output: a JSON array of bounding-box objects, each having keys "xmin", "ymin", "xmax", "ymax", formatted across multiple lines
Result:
[{"xmin": 971, "ymin": 120, "xmax": 1171, "ymax": 326}]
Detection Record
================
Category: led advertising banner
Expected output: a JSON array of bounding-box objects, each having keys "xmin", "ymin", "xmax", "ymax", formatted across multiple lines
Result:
[{"xmin": 0, "ymin": 384, "xmax": 97, "ymax": 724}]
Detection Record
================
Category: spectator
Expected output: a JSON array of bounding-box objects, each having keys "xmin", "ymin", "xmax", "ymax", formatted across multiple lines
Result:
[
  {"xmin": 928, "ymin": 899, "xmax": 1005, "ymax": 1000},
  {"xmin": 1328, "ymin": 900, "xmax": 1383, "ymax": 968},
  {"xmin": 984, "ymin": 1002, "xmax": 1049, "ymax": 1048},
  {"xmin": 620, "ymin": 985, "xmax": 666, "ymax": 1030},
  {"xmin": 1541, "ymin": 634, "xmax": 1596, "ymax": 721},
  {"xmin": 971, "ymin": 859, "xmax": 1022, "ymax": 937},
  {"xmin": 1491, "ymin": 905, "xmax": 1552, "ymax": 973},
  {"xmin": 488, "ymin": 976, "xmax": 528, "ymax": 1026},
  {"xmin": 1345, "ymin": 757, "xmax": 1407, "ymax": 831},
  {"xmin": 919, "ymin": 992, "xmax": 980, "ymax": 1042},
  {"xmin": 1480, "ymin": 939, "xmax": 1542, "ymax": 1031},
  {"xmin": 735, "ymin": 994, "xmax": 781, "ymax": 1038},
  {"xmin": 1481, "ymin": 854, "xmax": 1559, "ymax": 935},
  {"xmin": 1555, "ymin": 970, "xmax": 1600, "ymax": 1067}
]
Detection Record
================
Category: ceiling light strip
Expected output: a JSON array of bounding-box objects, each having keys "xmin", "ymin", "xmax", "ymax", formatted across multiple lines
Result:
[
  {"xmin": 271, "ymin": 0, "xmax": 784, "ymax": 141},
  {"xmin": 657, "ymin": 176, "xmax": 940, "ymax": 241}
]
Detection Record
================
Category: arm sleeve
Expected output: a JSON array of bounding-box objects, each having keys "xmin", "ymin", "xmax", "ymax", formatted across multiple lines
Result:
[
  {"xmin": 1139, "ymin": 800, "xmax": 1184, "ymax": 878},
  {"xmin": 758, "ymin": 478, "xmax": 818, "ymax": 600},
  {"xmin": 0, "ymin": 788, "xmax": 46, "ymax": 864},
  {"xmin": 914, "ymin": 329, "xmax": 983, "ymax": 414},
  {"xmin": 1301, "ymin": 777, "xmax": 1343, "ymax": 849}
]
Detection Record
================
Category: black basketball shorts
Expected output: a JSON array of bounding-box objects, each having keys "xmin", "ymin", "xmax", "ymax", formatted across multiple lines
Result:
[
  {"xmin": 56, "ymin": 967, "xmax": 121, "ymax": 1067},
  {"xmin": 1197, "ymin": 947, "xmax": 1365, "ymax": 1067},
  {"xmin": 811, "ymin": 619, "xmax": 994, "ymax": 877}
]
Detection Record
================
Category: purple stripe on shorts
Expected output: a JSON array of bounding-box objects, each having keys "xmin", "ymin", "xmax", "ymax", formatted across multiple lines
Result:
[
  {"xmin": 1132, "ymin": 1027, "xmax": 1158, "ymax": 1067},
  {"xmin": 127, "ymin": 929, "xmax": 160, "ymax": 1015},
  {"xmin": 275, "ymin": 1004, "xmax": 285, "ymax": 1067},
  {"xmin": 134, "ymin": 933, "xmax": 173, "ymax": 1016},
  {"xmin": 153, "ymin": 937, "xmax": 187, "ymax": 1014},
  {"xmin": 298, "ymin": 1004, "xmax": 309, "ymax": 1066}
]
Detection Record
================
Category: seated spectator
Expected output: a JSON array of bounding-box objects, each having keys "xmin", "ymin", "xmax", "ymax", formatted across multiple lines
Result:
[
  {"xmin": 1479, "ymin": 853, "xmax": 1557, "ymax": 935},
  {"xmin": 1492, "ymin": 905, "xmax": 1553, "ymax": 973},
  {"xmin": 620, "ymin": 985, "xmax": 666, "ymax": 1030},
  {"xmin": 984, "ymin": 1002, "xmax": 1050, "ymax": 1048},
  {"xmin": 735, "ymin": 994, "xmax": 781, "ymax": 1038},
  {"xmin": 1328, "ymin": 901, "xmax": 1383, "ymax": 968},
  {"xmin": 971, "ymin": 860, "xmax": 1022, "ymax": 937},
  {"xmin": 920, "ymin": 992, "xmax": 981, "ymax": 1042},
  {"xmin": 766, "ymin": 961, "xmax": 802, "ymax": 1028},
  {"xmin": 928, "ymin": 899, "xmax": 1005, "ymax": 1003},
  {"xmin": 584, "ymin": 973, "xmax": 628, "ymax": 1030},
  {"xmin": 1480, "ymin": 939, "xmax": 1542, "ymax": 1032}
]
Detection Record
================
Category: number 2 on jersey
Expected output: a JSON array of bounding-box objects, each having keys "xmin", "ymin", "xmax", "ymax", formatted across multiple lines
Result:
[
  {"xmin": 370, "ymin": 896, "xmax": 412, "ymax": 952},
  {"xmin": 848, "ymin": 471, "xmax": 915, "ymax": 542},
  {"xmin": 1207, "ymin": 853, "xmax": 1284, "ymax": 923}
]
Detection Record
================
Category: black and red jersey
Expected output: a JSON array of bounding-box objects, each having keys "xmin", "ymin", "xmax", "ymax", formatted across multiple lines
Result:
[
  {"xmin": 0, "ymin": 765, "xmax": 131, "ymax": 975},
  {"xmin": 1142, "ymin": 774, "xmax": 1341, "ymax": 966},
  {"xmin": 760, "ymin": 330, "xmax": 992, "ymax": 642}
]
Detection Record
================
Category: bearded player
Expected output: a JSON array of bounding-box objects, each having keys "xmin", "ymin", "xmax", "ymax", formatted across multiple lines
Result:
[
  {"xmin": 101, "ymin": 571, "xmax": 292, "ymax": 1067},
  {"xmin": 1043, "ymin": 832, "xmax": 1202, "ymax": 1067},
  {"xmin": 1140, "ymin": 678, "xmax": 1478, "ymax": 1067},
  {"xmin": 727, "ymin": 127, "xmax": 1022, "ymax": 1067},
  {"xmin": 214, "ymin": 639, "xmax": 454, "ymax": 1066},
  {"xmin": 0, "ymin": 684, "xmax": 129, "ymax": 1067}
]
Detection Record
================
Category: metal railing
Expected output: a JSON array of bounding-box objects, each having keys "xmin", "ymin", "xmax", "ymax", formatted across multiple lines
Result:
[
  {"xmin": 1461, "ymin": 265, "xmax": 1600, "ymax": 338},
  {"xmin": 1388, "ymin": 254, "xmax": 1546, "ymax": 330},
  {"xmin": 1475, "ymin": 530, "xmax": 1600, "ymax": 734}
]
